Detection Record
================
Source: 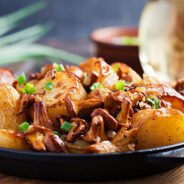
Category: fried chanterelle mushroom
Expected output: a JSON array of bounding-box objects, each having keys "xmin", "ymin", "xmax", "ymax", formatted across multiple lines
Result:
[{"xmin": 0, "ymin": 57, "xmax": 183, "ymax": 154}]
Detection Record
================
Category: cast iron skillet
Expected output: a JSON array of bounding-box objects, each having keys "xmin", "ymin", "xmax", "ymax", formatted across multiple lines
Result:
[
  {"xmin": 0, "ymin": 142, "xmax": 183, "ymax": 181},
  {"xmin": 1, "ymin": 61, "xmax": 183, "ymax": 181}
]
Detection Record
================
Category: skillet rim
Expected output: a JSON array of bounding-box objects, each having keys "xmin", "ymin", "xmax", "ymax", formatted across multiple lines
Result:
[{"xmin": 0, "ymin": 141, "xmax": 183, "ymax": 158}]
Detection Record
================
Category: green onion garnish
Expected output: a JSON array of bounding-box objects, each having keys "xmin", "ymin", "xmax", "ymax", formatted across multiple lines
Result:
[
  {"xmin": 154, "ymin": 98, "xmax": 159, "ymax": 109},
  {"xmin": 115, "ymin": 80, "xmax": 125, "ymax": 91},
  {"xmin": 53, "ymin": 63, "xmax": 65, "ymax": 72},
  {"xmin": 90, "ymin": 82, "xmax": 103, "ymax": 91},
  {"xmin": 53, "ymin": 131, "xmax": 59, "ymax": 135},
  {"xmin": 147, "ymin": 96, "xmax": 159, "ymax": 109},
  {"xmin": 16, "ymin": 73, "xmax": 27, "ymax": 85},
  {"xmin": 19, "ymin": 121, "xmax": 29, "ymax": 132},
  {"xmin": 44, "ymin": 81, "xmax": 54, "ymax": 91},
  {"xmin": 21, "ymin": 83, "xmax": 36, "ymax": 94},
  {"xmin": 111, "ymin": 63, "xmax": 120, "ymax": 73},
  {"xmin": 60, "ymin": 121, "xmax": 72, "ymax": 132},
  {"xmin": 147, "ymin": 98, "xmax": 154, "ymax": 105},
  {"xmin": 125, "ymin": 81, "xmax": 131, "ymax": 85}
]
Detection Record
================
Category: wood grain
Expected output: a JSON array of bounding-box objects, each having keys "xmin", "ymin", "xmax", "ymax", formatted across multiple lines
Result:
[{"xmin": 0, "ymin": 166, "xmax": 183, "ymax": 184}]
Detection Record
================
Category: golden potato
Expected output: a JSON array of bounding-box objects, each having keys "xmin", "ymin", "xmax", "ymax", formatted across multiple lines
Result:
[
  {"xmin": 132, "ymin": 108, "xmax": 184, "ymax": 149},
  {"xmin": 0, "ymin": 130, "xmax": 29, "ymax": 150},
  {"xmin": 34, "ymin": 71, "xmax": 87, "ymax": 122},
  {"xmin": 0, "ymin": 84, "xmax": 25, "ymax": 131},
  {"xmin": 80, "ymin": 58, "xmax": 119, "ymax": 90}
]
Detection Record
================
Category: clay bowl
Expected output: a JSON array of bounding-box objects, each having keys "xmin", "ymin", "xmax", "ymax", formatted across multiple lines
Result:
[{"xmin": 91, "ymin": 27, "xmax": 143, "ymax": 75}]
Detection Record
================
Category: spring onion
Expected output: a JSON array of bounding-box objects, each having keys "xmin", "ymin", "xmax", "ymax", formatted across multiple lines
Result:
[
  {"xmin": 53, "ymin": 131, "xmax": 59, "ymax": 135},
  {"xmin": 60, "ymin": 121, "xmax": 72, "ymax": 132},
  {"xmin": 154, "ymin": 98, "xmax": 159, "ymax": 109},
  {"xmin": 21, "ymin": 83, "xmax": 36, "ymax": 94},
  {"xmin": 90, "ymin": 82, "xmax": 103, "ymax": 91},
  {"xmin": 19, "ymin": 121, "xmax": 29, "ymax": 132},
  {"xmin": 115, "ymin": 80, "xmax": 125, "ymax": 91},
  {"xmin": 147, "ymin": 96, "xmax": 159, "ymax": 109},
  {"xmin": 53, "ymin": 63, "xmax": 65, "ymax": 72},
  {"xmin": 16, "ymin": 73, "xmax": 27, "ymax": 85},
  {"xmin": 44, "ymin": 81, "xmax": 54, "ymax": 91}
]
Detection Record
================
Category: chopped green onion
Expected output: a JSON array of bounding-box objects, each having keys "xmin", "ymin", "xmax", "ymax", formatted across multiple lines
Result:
[
  {"xmin": 53, "ymin": 63, "xmax": 65, "ymax": 72},
  {"xmin": 60, "ymin": 121, "xmax": 72, "ymax": 132},
  {"xmin": 19, "ymin": 121, "xmax": 29, "ymax": 132},
  {"xmin": 115, "ymin": 80, "xmax": 125, "ymax": 91},
  {"xmin": 111, "ymin": 63, "xmax": 120, "ymax": 73},
  {"xmin": 44, "ymin": 81, "xmax": 54, "ymax": 91},
  {"xmin": 154, "ymin": 98, "xmax": 159, "ymax": 109},
  {"xmin": 90, "ymin": 82, "xmax": 103, "ymax": 91},
  {"xmin": 125, "ymin": 81, "xmax": 131, "ymax": 85},
  {"xmin": 147, "ymin": 96, "xmax": 159, "ymax": 109},
  {"xmin": 147, "ymin": 98, "xmax": 154, "ymax": 105},
  {"xmin": 16, "ymin": 73, "xmax": 27, "ymax": 85},
  {"xmin": 53, "ymin": 131, "xmax": 59, "ymax": 135},
  {"xmin": 21, "ymin": 83, "xmax": 36, "ymax": 94}
]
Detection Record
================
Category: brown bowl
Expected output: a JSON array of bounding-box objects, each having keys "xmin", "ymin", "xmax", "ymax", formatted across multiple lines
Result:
[{"xmin": 91, "ymin": 27, "xmax": 143, "ymax": 75}]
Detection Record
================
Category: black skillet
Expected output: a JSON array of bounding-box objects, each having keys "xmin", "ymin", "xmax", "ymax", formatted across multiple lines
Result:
[
  {"xmin": 0, "ymin": 142, "xmax": 183, "ymax": 181},
  {"xmin": 0, "ymin": 61, "xmax": 184, "ymax": 181}
]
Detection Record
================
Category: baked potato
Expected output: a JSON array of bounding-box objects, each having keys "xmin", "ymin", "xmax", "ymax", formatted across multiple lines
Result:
[
  {"xmin": 132, "ymin": 108, "xmax": 184, "ymax": 149},
  {"xmin": 0, "ymin": 129, "xmax": 28, "ymax": 150},
  {"xmin": 80, "ymin": 58, "xmax": 119, "ymax": 90},
  {"xmin": 34, "ymin": 71, "xmax": 87, "ymax": 123},
  {"xmin": 0, "ymin": 84, "xmax": 25, "ymax": 131}
]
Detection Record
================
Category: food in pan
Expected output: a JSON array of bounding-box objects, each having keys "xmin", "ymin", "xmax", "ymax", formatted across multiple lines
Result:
[{"xmin": 0, "ymin": 58, "xmax": 183, "ymax": 154}]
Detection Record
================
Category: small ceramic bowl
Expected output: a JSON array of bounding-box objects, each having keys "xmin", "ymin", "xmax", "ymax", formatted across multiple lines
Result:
[{"xmin": 91, "ymin": 27, "xmax": 143, "ymax": 75}]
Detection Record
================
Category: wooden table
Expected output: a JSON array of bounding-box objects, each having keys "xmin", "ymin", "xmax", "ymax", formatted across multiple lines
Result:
[
  {"xmin": 1, "ymin": 39, "xmax": 183, "ymax": 184},
  {"xmin": 0, "ymin": 166, "xmax": 183, "ymax": 184}
]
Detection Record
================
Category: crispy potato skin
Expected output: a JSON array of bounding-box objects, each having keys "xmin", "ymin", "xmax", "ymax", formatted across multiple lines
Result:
[
  {"xmin": 132, "ymin": 108, "xmax": 184, "ymax": 149},
  {"xmin": 34, "ymin": 71, "xmax": 87, "ymax": 122},
  {"xmin": 0, "ymin": 84, "xmax": 25, "ymax": 131},
  {"xmin": 0, "ymin": 130, "xmax": 29, "ymax": 150},
  {"xmin": 80, "ymin": 58, "xmax": 119, "ymax": 90}
]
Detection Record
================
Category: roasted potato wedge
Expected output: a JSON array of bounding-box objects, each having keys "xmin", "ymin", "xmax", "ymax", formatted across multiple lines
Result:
[
  {"xmin": 132, "ymin": 108, "xmax": 184, "ymax": 149},
  {"xmin": 0, "ymin": 130, "xmax": 28, "ymax": 150},
  {"xmin": 0, "ymin": 84, "xmax": 25, "ymax": 131},
  {"xmin": 34, "ymin": 71, "xmax": 87, "ymax": 122},
  {"xmin": 80, "ymin": 58, "xmax": 119, "ymax": 90}
]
